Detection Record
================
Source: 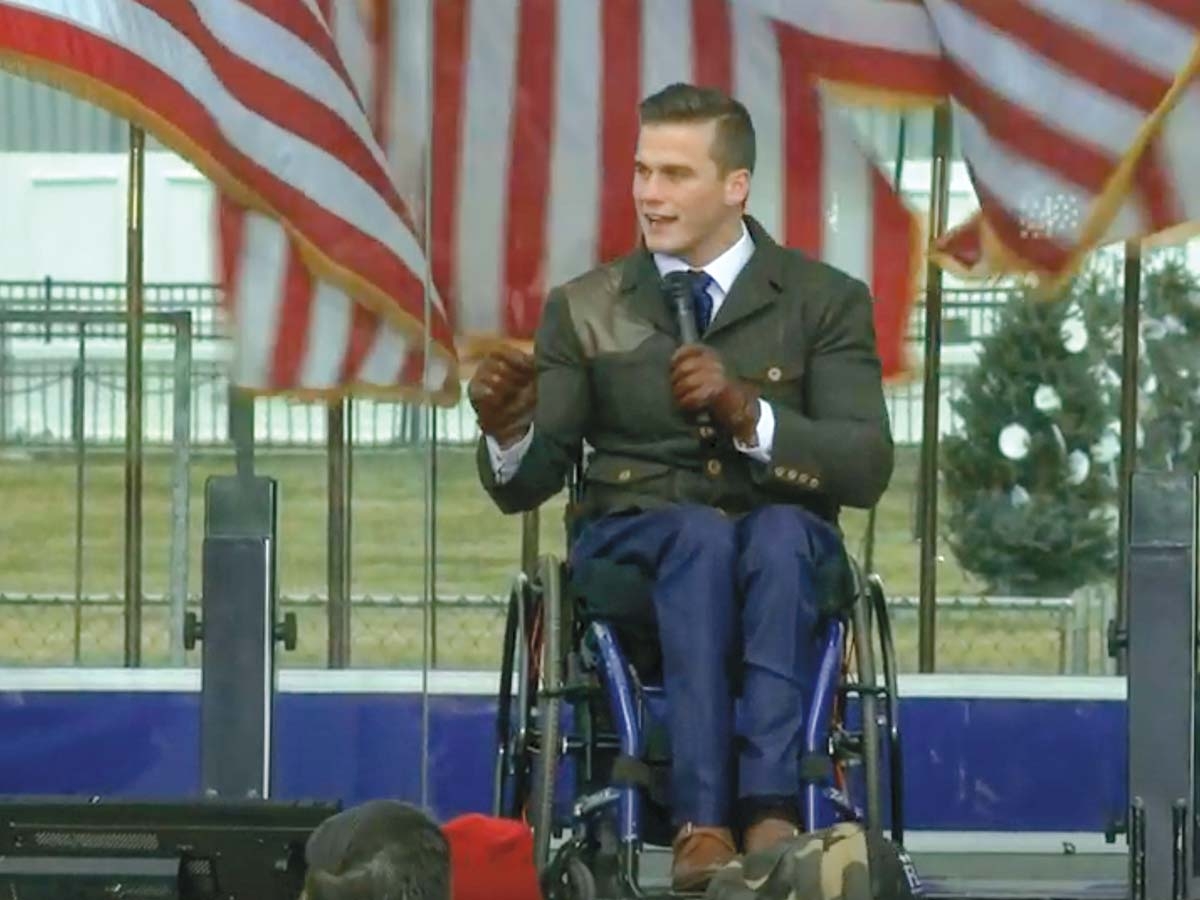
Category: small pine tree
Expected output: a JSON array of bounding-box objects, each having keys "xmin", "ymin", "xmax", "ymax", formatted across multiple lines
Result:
[
  {"xmin": 941, "ymin": 278, "xmax": 1119, "ymax": 596},
  {"xmin": 1083, "ymin": 255, "xmax": 1200, "ymax": 473}
]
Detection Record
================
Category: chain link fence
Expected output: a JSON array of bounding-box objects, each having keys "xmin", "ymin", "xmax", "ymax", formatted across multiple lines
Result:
[
  {"xmin": 1, "ymin": 277, "xmax": 1114, "ymax": 676},
  {"xmin": 0, "ymin": 587, "xmax": 1116, "ymax": 675}
]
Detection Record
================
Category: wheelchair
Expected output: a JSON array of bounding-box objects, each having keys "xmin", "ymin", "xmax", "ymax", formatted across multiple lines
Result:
[{"xmin": 492, "ymin": 471, "xmax": 904, "ymax": 900}]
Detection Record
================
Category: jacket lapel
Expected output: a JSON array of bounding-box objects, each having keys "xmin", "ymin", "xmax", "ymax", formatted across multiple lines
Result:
[
  {"xmin": 614, "ymin": 216, "xmax": 787, "ymax": 341},
  {"xmin": 704, "ymin": 216, "xmax": 786, "ymax": 340},
  {"xmin": 618, "ymin": 248, "xmax": 678, "ymax": 338}
]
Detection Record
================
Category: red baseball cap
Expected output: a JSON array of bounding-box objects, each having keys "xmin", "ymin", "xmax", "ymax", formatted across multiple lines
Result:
[{"xmin": 442, "ymin": 814, "xmax": 542, "ymax": 900}]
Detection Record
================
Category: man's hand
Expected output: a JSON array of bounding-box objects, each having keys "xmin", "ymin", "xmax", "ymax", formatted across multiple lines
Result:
[
  {"xmin": 468, "ymin": 346, "xmax": 536, "ymax": 447},
  {"xmin": 670, "ymin": 345, "xmax": 761, "ymax": 444}
]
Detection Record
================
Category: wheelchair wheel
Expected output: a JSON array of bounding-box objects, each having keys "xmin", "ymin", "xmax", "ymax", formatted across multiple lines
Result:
[
  {"xmin": 838, "ymin": 565, "xmax": 906, "ymax": 847},
  {"xmin": 494, "ymin": 572, "xmax": 537, "ymax": 819},
  {"xmin": 542, "ymin": 848, "xmax": 597, "ymax": 900},
  {"xmin": 849, "ymin": 569, "xmax": 884, "ymax": 838},
  {"xmin": 870, "ymin": 574, "xmax": 905, "ymax": 846},
  {"xmin": 530, "ymin": 553, "xmax": 566, "ymax": 871}
]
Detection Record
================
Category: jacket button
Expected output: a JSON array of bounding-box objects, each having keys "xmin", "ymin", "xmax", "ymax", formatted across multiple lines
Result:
[
  {"xmin": 773, "ymin": 466, "xmax": 787, "ymax": 478},
  {"xmin": 698, "ymin": 425, "xmax": 715, "ymax": 439},
  {"xmin": 786, "ymin": 469, "xmax": 799, "ymax": 481},
  {"xmin": 618, "ymin": 469, "xmax": 632, "ymax": 482},
  {"xmin": 705, "ymin": 459, "xmax": 722, "ymax": 477},
  {"xmin": 809, "ymin": 476, "xmax": 821, "ymax": 489},
  {"xmin": 767, "ymin": 366, "xmax": 782, "ymax": 382}
]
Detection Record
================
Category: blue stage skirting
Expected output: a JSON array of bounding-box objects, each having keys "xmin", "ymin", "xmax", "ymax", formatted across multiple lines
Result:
[{"xmin": 0, "ymin": 671, "xmax": 1126, "ymax": 838}]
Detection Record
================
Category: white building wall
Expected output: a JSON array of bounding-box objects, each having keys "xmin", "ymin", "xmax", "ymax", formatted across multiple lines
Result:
[{"xmin": 0, "ymin": 152, "xmax": 215, "ymax": 284}]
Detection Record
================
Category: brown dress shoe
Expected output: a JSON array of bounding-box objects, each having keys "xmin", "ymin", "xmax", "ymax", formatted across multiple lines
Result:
[
  {"xmin": 743, "ymin": 816, "xmax": 800, "ymax": 855},
  {"xmin": 671, "ymin": 824, "xmax": 737, "ymax": 891}
]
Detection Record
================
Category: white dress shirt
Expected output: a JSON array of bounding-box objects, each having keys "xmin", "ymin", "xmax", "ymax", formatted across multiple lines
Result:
[{"xmin": 487, "ymin": 222, "xmax": 776, "ymax": 482}]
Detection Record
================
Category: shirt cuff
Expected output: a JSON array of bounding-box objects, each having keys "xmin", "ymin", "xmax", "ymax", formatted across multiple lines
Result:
[
  {"xmin": 734, "ymin": 400, "xmax": 774, "ymax": 464},
  {"xmin": 486, "ymin": 425, "xmax": 535, "ymax": 484}
]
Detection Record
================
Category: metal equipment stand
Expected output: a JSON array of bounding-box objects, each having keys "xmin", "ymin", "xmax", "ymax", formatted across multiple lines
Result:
[
  {"xmin": 1117, "ymin": 470, "xmax": 1198, "ymax": 899},
  {"xmin": 186, "ymin": 474, "xmax": 296, "ymax": 799}
]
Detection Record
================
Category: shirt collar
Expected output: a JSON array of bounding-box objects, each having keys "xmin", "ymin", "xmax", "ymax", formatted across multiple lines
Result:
[{"xmin": 652, "ymin": 221, "xmax": 754, "ymax": 295}]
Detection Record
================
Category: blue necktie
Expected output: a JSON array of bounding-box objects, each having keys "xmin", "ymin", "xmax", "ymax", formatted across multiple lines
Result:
[{"xmin": 689, "ymin": 270, "xmax": 715, "ymax": 335}]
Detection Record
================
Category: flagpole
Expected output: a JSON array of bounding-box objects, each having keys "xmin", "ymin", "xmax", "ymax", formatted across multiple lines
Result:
[
  {"xmin": 419, "ymin": 0, "xmax": 435, "ymax": 811},
  {"xmin": 124, "ymin": 123, "xmax": 146, "ymax": 667},
  {"xmin": 327, "ymin": 399, "xmax": 352, "ymax": 668},
  {"xmin": 1113, "ymin": 241, "xmax": 1141, "ymax": 678},
  {"xmin": 916, "ymin": 105, "xmax": 951, "ymax": 674},
  {"xmin": 864, "ymin": 115, "xmax": 909, "ymax": 575}
]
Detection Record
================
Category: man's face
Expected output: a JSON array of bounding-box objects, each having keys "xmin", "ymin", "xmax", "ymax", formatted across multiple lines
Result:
[{"xmin": 633, "ymin": 119, "xmax": 749, "ymax": 265}]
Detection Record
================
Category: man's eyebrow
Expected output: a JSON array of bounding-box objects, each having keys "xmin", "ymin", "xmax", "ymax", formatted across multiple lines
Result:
[{"xmin": 634, "ymin": 160, "xmax": 695, "ymax": 175}]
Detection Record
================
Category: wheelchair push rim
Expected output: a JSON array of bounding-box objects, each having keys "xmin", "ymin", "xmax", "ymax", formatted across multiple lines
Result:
[{"xmin": 493, "ymin": 571, "xmax": 540, "ymax": 820}]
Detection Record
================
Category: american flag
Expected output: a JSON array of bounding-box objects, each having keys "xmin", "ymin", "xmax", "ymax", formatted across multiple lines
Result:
[
  {"xmin": 220, "ymin": 0, "xmax": 927, "ymax": 394},
  {"xmin": 216, "ymin": 0, "xmax": 454, "ymax": 401},
  {"xmin": 0, "ymin": 0, "xmax": 459, "ymax": 401},
  {"xmin": 11, "ymin": 2, "xmax": 1195, "ymax": 400},
  {"xmin": 923, "ymin": 0, "xmax": 1200, "ymax": 281},
  {"xmin": 432, "ymin": 0, "xmax": 924, "ymax": 380}
]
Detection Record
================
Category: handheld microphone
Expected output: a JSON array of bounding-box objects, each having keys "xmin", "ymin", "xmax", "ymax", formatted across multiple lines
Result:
[
  {"xmin": 661, "ymin": 271, "xmax": 713, "ymax": 434},
  {"xmin": 662, "ymin": 271, "xmax": 701, "ymax": 344}
]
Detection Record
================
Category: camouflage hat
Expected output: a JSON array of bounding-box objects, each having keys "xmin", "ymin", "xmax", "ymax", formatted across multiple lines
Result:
[{"xmin": 704, "ymin": 823, "xmax": 922, "ymax": 900}]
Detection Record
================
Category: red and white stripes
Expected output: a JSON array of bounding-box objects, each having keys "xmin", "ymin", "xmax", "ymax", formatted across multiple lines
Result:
[
  {"xmin": 0, "ymin": 0, "xmax": 457, "ymax": 399},
  {"xmin": 928, "ymin": 0, "xmax": 1200, "ymax": 278},
  {"xmin": 432, "ymin": 0, "xmax": 922, "ymax": 377},
  {"xmin": 216, "ymin": 0, "xmax": 450, "ymax": 398},
  {"xmin": 14, "ymin": 0, "xmax": 1196, "ymax": 395}
]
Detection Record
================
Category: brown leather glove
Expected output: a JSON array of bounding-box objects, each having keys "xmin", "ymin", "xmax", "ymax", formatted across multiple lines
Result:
[
  {"xmin": 468, "ymin": 345, "xmax": 536, "ymax": 447},
  {"xmin": 670, "ymin": 345, "xmax": 761, "ymax": 444}
]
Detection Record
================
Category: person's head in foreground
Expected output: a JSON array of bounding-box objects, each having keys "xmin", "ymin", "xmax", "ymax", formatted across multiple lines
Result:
[{"xmin": 302, "ymin": 800, "xmax": 449, "ymax": 900}]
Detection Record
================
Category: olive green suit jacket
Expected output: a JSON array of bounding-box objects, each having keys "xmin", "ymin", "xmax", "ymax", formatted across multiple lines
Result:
[{"xmin": 476, "ymin": 216, "xmax": 895, "ymax": 525}]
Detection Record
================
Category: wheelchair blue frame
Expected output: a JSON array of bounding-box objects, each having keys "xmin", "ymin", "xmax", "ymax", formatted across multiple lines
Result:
[
  {"xmin": 494, "ymin": 460, "xmax": 902, "ymax": 898},
  {"xmin": 587, "ymin": 614, "xmax": 854, "ymax": 848},
  {"xmin": 494, "ymin": 550, "xmax": 904, "ymax": 900}
]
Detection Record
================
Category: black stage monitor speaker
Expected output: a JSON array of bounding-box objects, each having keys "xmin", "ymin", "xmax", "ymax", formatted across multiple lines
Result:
[{"xmin": 0, "ymin": 796, "xmax": 339, "ymax": 900}]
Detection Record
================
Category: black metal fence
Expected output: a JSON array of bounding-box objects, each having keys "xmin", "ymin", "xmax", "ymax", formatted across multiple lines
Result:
[{"xmin": 0, "ymin": 278, "xmax": 1015, "ymax": 449}]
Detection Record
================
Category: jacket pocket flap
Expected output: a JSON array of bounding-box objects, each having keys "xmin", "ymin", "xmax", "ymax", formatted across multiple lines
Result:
[{"xmin": 584, "ymin": 455, "xmax": 672, "ymax": 485}]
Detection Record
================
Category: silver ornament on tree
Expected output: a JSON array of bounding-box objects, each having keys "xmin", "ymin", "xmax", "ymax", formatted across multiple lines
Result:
[
  {"xmin": 1033, "ymin": 384, "xmax": 1062, "ymax": 413},
  {"xmin": 1066, "ymin": 449, "xmax": 1090, "ymax": 485},
  {"xmin": 1010, "ymin": 484, "xmax": 1031, "ymax": 507},
  {"xmin": 999, "ymin": 423, "xmax": 1031, "ymax": 460},
  {"xmin": 1060, "ymin": 315, "xmax": 1088, "ymax": 353}
]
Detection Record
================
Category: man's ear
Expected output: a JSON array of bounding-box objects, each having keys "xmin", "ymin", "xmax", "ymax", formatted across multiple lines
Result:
[{"xmin": 725, "ymin": 169, "xmax": 750, "ymax": 208}]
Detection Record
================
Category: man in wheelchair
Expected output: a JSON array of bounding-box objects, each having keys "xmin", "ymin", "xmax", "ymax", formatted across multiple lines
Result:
[{"xmin": 469, "ymin": 83, "xmax": 894, "ymax": 892}]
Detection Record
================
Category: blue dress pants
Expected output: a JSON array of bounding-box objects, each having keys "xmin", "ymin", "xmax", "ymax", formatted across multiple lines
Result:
[{"xmin": 570, "ymin": 503, "xmax": 843, "ymax": 828}]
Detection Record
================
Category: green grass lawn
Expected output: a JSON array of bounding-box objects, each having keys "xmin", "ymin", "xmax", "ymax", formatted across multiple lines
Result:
[{"xmin": 0, "ymin": 445, "xmax": 1087, "ymax": 672}]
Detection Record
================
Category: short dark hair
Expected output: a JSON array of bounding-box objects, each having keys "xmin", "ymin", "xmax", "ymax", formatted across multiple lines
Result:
[
  {"xmin": 303, "ymin": 801, "xmax": 449, "ymax": 900},
  {"xmin": 639, "ymin": 82, "xmax": 755, "ymax": 174}
]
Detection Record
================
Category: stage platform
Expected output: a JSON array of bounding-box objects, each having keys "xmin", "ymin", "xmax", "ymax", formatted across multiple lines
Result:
[{"xmin": 629, "ymin": 846, "xmax": 1128, "ymax": 899}]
